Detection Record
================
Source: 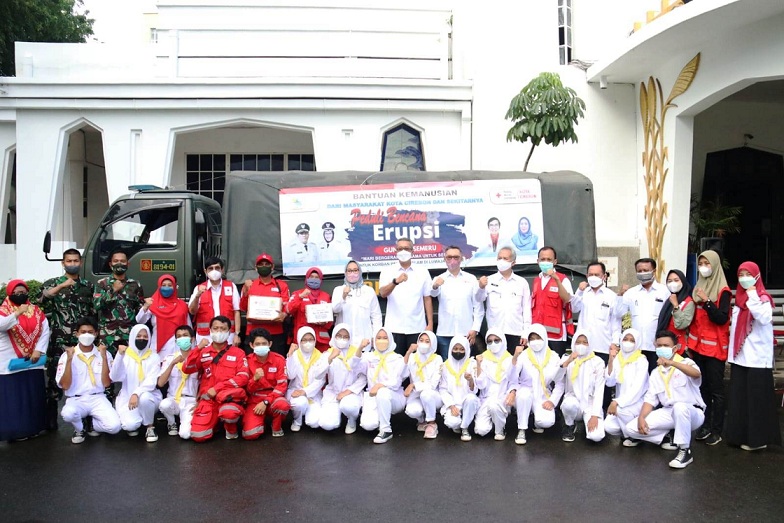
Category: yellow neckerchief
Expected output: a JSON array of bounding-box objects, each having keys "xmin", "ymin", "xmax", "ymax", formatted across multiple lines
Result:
[
  {"xmin": 126, "ymin": 347, "xmax": 152, "ymax": 382},
  {"xmin": 617, "ymin": 350, "xmax": 645, "ymax": 384},
  {"xmin": 445, "ymin": 358, "xmax": 471, "ymax": 387},
  {"xmin": 296, "ymin": 349, "xmax": 322, "ymax": 388},
  {"xmin": 77, "ymin": 352, "xmax": 96, "ymax": 386},
  {"xmin": 336, "ymin": 345, "xmax": 358, "ymax": 372},
  {"xmin": 570, "ymin": 352, "xmax": 596, "ymax": 383},
  {"xmin": 527, "ymin": 348, "xmax": 553, "ymax": 398},
  {"xmin": 658, "ymin": 354, "xmax": 685, "ymax": 398},
  {"xmin": 414, "ymin": 352, "xmax": 439, "ymax": 382},
  {"xmin": 482, "ymin": 350, "xmax": 511, "ymax": 383},
  {"xmin": 372, "ymin": 350, "xmax": 391, "ymax": 382},
  {"xmin": 174, "ymin": 361, "xmax": 188, "ymax": 402}
]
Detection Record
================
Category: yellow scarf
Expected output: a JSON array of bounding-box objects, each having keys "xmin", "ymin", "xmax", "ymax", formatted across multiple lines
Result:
[
  {"xmin": 336, "ymin": 346, "xmax": 358, "ymax": 372},
  {"xmin": 658, "ymin": 354, "xmax": 685, "ymax": 398},
  {"xmin": 414, "ymin": 352, "xmax": 439, "ymax": 382},
  {"xmin": 296, "ymin": 349, "xmax": 322, "ymax": 388},
  {"xmin": 570, "ymin": 352, "xmax": 596, "ymax": 383},
  {"xmin": 126, "ymin": 347, "xmax": 152, "ymax": 382},
  {"xmin": 527, "ymin": 348, "xmax": 553, "ymax": 398},
  {"xmin": 77, "ymin": 353, "xmax": 96, "ymax": 386},
  {"xmin": 174, "ymin": 362, "xmax": 188, "ymax": 402},
  {"xmin": 482, "ymin": 350, "xmax": 510, "ymax": 383},
  {"xmin": 372, "ymin": 350, "xmax": 392, "ymax": 383},
  {"xmin": 617, "ymin": 350, "xmax": 645, "ymax": 384},
  {"xmin": 445, "ymin": 359, "xmax": 471, "ymax": 387}
]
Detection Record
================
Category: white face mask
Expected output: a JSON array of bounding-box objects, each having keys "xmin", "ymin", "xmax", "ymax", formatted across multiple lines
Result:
[
  {"xmin": 698, "ymin": 266, "xmax": 712, "ymax": 278},
  {"xmin": 334, "ymin": 338, "xmax": 349, "ymax": 350},
  {"xmin": 207, "ymin": 269, "xmax": 221, "ymax": 281},
  {"xmin": 397, "ymin": 250, "xmax": 412, "ymax": 263},
  {"xmin": 528, "ymin": 339, "xmax": 545, "ymax": 352},
  {"xmin": 587, "ymin": 276, "xmax": 603, "ymax": 289},
  {"xmin": 417, "ymin": 342, "xmax": 431, "ymax": 354},
  {"xmin": 621, "ymin": 340, "xmax": 636, "ymax": 353},
  {"xmin": 300, "ymin": 341, "xmax": 316, "ymax": 353},
  {"xmin": 496, "ymin": 259, "xmax": 512, "ymax": 272},
  {"xmin": 210, "ymin": 330, "xmax": 229, "ymax": 344},
  {"xmin": 487, "ymin": 340, "xmax": 504, "ymax": 354},
  {"xmin": 667, "ymin": 281, "xmax": 682, "ymax": 294},
  {"xmin": 573, "ymin": 343, "xmax": 590, "ymax": 357},
  {"xmin": 78, "ymin": 333, "xmax": 96, "ymax": 347}
]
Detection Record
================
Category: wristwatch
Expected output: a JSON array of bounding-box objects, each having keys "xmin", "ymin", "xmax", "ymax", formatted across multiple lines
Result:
[
  {"xmin": 393, "ymin": 279, "xmax": 400, "ymax": 286},
  {"xmin": 263, "ymin": 400, "xmax": 270, "ymax": 406}
]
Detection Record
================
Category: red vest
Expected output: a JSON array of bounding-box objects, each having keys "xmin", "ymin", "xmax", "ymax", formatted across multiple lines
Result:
[
  {"xmin": 687, "ymin": 288, "xmax": 731, "ymax": 361},
  {"xmin": 531, "ymin": 273, "xmax": 574, "ymax": 339},
  {"xmin": 195, "ymin": 280, "xmax": 236, "ymax": 335},
  {"xmin": 667, "ymin": 295, "xmax": 694, "ymax": 354}
]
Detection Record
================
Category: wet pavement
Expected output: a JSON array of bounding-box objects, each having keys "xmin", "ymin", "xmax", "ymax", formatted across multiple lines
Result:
[{"xmin": 2, "ymin": 408, "xmax": 784, "ymax": 523}]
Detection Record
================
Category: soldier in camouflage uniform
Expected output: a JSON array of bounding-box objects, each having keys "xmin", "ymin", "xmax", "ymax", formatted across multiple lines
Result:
[
  {"xmin": 40, "ymin": 249, "xmax": 95, "ymax": 430},
  {"xmin": 93, "ymin": 249, "xmax": 145, "ymax": 355}
]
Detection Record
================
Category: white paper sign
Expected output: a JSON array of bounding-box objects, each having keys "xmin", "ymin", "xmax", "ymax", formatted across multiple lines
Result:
[
  {"xmin": 306, "ymin": 303, "xmax": 334, "ymax": 323},
  {"xmin": 247, "ymin": 296, "xmax": 282, "ymax": 321}
]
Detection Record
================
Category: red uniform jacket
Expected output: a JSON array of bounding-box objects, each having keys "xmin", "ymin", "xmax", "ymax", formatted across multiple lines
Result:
[
  {"xmin": 531, "ymin": 273, "xmax": 574, "ymax": 339},
  {"xmin": 240, "ymin": 278, "xmax": 290, "ymax": 336},
  {"xmin": 183, "ymin": 343, "xmax": 249, "ymax": 397},
  {"xmin": 194, "ymin": 280, "xmax": 237, "ymax": 336},
  {"xmin": 687, "ymin": 287, "xmax": 731, "ymax": 361},
  {"xmin": 286, "ymin": 289, "xmax": 333, "ymax": 351},
  {"xmin": 246, "ymin": 352, "xmax": 288, "ymax": 405}
]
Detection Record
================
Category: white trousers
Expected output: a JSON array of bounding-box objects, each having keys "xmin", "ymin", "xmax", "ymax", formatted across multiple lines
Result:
[
  {"xmin": 442, "ymin": 395, "xmax": 480, "ymax": 430},
  {"xmin": 625, "ymin": 403, "xmax": 705, "ymax": 447},
  {"xmin": 604, "ymin": 402, "xmax": 643, "ymax": 439},
  {"xmin": 474, "ymin": 397, "xmax": 508, "ymax": 436},
  {"xmin": 115, "ymin": 390, "xmax": 163, "ymax": 431},
  {"xmin": 61, "ymin": 394, "xmax": 121, "ymax": 434},
  {"xmin": 404, "ymin": 389, "xmax": 443, "ymax": 423},
  {"xmin": 289, "ymin": 395, "xmax": 322, "ymax": 428},
  {"xmin": 515, "ymin": 387, "xmax": 556, "ymax": 430},
  {"xmin": 318, "ymin": 393, "xmax": 362, "ymax": 431},
  {"xmin": 561, "ymin": 395, "xmax": 605, "ymax": 442},
  {"xmin": 360, "ymin": 388, "xmax": 405, "ymax": 433},
  {"xmin": 159, "ymin": 396, "xmax": 197, "ymax": 439}
]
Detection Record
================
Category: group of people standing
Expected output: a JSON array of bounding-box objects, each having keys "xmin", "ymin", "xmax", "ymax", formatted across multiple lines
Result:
[{"xmin": 0, "ymin": 242, "xmax": 779, "ymax": 470}]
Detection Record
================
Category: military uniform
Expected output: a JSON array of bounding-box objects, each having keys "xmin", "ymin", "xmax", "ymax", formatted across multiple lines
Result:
[
  {"xmin": 40, "ymin": 276, "xmax": 95, "ymax": 428},
  {"xmin": 93, "ymin": 277, "xmax": 145, "ymax": 355}
]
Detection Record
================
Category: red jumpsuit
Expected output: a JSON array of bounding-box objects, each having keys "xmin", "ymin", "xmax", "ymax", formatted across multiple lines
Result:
[
  {"xmin": 183, "ymin": 343, "xmax": 249, "ymax": 442},
  {"xmin": 286, "ymin": 288, "xmax": 333, "ymax": 351},
  {"xmin": 242, "ymin": 352, "xmax": 290, "ymax": 439}
]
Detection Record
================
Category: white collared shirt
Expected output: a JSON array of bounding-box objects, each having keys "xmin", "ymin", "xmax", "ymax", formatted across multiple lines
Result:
[
  {"xmin": 644, "ymin": 358, "xmax": 704, "ymax": 409},
  {"xmin": 56, "ymin": 347, "xmax": 114, "ymax": 397},
  {"xmin": 728, "ymin": 290, "xmax": 775, "ymax": 368},
  {"xmin": 379, "ymin": 263, "xmax": 432, "ymax": 334},
  {"xmin": 477, "ymin": 272, "xmax": 531, "ymax": 337},
  {"xmin": 571, "ymin": 285, "xmax": 622, "ymax": 354},
  {"xmin": 431, "ymin": 270, "xmax": 484, "ymax": 336},
  {"xmin": 619, "ymin": 281, "xmax": 670, "ymax": 351},
  {"xmin": 188, "ymin": 279, "xmax": 241, "ymax": 319},
  {"xmin": 159, "ymin": 354, "xmax": 200, "ymax": 399}
]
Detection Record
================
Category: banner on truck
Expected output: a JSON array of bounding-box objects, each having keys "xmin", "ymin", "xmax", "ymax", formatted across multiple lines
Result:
[{"xmin": 279, "ymin": 179, "xmax": 544, "ymax": 276}]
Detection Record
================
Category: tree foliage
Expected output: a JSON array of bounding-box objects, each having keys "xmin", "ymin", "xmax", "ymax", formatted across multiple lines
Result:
[
  {"xmin": 0, "ymin": 0, "xmax": 94, "ymax": 76},
  {"xmin": 506, "ymin": 72, "xmax": 586, "ymax": 171}
]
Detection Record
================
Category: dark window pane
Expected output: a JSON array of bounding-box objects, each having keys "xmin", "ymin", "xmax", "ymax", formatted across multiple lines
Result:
[
  {"xmin": 567, "ymin": 47, "xmax": 572, "ymax": 64},
  {"xmin": 214, "ymin": 154, "xmax": 225, "ymax": 171},
  {"xmin": 200, "ymin": 171, "xmax": 212, "ymax": 191},
  {"xmin": 187, "ymin": 171, "xmax": 199, "ymax": 191},
  {"xmin": 258, "ymin": 155, "xmax": 270, "ymax": 171},
  {"xmin": 288, "ymin": 155, "xmax": 301, "ymax": 170},
  {"xmin": 200, "ymin": 154, "xmax": 212, "ymax": 171},
  {"xmin": 186, "ymin": 154, "xmax": 199, "ymax": 171},
  {"xmin": 271, "ymin": 154, "xmax": 284, "ymax": 171},
  {"xmin": 230, "ymin": 154, "xmax": 243, "ymax": 171},
  {"xmin": 302, "ymin": 154, "xmax": 315, "ymax": 171},
  {"xmin": 214, "ymin": 173, "xmax": 225, "ymax": 191},
  {"xmin": 214, "ymin": 192, "xmax": 224, "ymax": 206},
  {"xmin": 382, "ymin": 124, "xmax": 424, "ymax": 171},
  {"xmin": 559, "ymin": 27, "xmax": 565, "ymax": 45},
  {"xmin": 243, "ymin": 155, "xmax": 257, "ymax": 171}
]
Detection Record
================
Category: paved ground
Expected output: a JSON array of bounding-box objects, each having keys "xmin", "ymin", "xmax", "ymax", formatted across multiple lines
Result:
[{"xmin": 2, "ymin": 407, "xmax": 783, "ymax": 523}]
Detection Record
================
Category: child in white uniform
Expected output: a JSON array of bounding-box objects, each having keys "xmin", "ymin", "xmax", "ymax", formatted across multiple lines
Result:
[
  {"xmin": 286, "ymin": 326, "xmax": 329, "ymax": 431},
  {"xmin": 474, "ymin": 328, "xmax": 516, "ymax": 440},
  {"xmin": 158, "ymin": 325, "xmax": 200, "ymax": 439},
  {"xmin": 559, "ymin": 329, "xmax": 606, "ymax": 443},
  {"xmin": 318, "ymin": 323, "xmax": 367, "ymax": 434},
  {"xmin": 110, "ymin": 324, "xmax": 163, "ymax": 442},
  {"xmin": 404, "ymin": 330, "xmax": 443, "ymax": 439},
  {"xmin": 604, "ymin": 328, "xmax": 649, "ymax": 446},
  {"xmin": 438, "ymin": 335, "xmax": 479, "ymax": 442},
  {"xmin": 358, "ymin": 327, "xmax": 406, "ymax": 444}
]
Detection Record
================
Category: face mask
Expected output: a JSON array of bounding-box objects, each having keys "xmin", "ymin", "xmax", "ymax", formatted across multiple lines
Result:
[
  {"xmin": 306, "ymin": 278, "xmax": 321, "ymax": 290},
  {"xmin": 528, "ymin": 339, "xmax": 545, "ymax": 352},
  {"xmin": 334, "ymin": 338, "xmax": 349, "ymax": 350},
  {"xmin": 175, "ymin": 337, "xmax": 192, "ymax": 351},
  {"xmin": 587, "ymin": 276, "xmax": 603, "ymax": 288},
  {"xmin": 300, "ymin": 341, "xmax": 316, "ymax": 353},
  {"xmin": 78, "ymin": 333, "xmax": 96, "ymax": 347},
  {"xmin": 9, "ymin": 293, "xmax": 28, "ymax": 306},
  {"xmin": 655, "ymin": 346, "xmax": 674, "ymax": 359},
  {"xmin": 539, "ymin": 262, "xmax": 554, "ymax": 273},
  {"xmin": 397, "ymin": 250, "xmax": 412, "ymax": 263},
  {"xmin": 375, "ymin": 339, "xmax": 390, "ymax": 352},
  {"xmin": 451, "ymin": 351, "xmax": 466, "ymax": 360},
  {"xmin": 256, "ymin": 266, "xmax": 272, "ymax": 277},
  {"xmin": 573, "ymin": 343, "xmax": 590, "ymax": 357},
  {"xmin": 487, "ymin": 340, "xmax": 504, "ymax": 354},
  {"xmin": 64, "ymin": 265, "xmax": 80, "ymax": 275},
  {"xmin": 667, "ymin": 281, "xmax": 682, "ymax": 294},
  {"xmin": 621, "ymin": 341, "xmax": 636, "ymax": 353},
  {"xmin": 496, "ymin": 259, "xmax": 512, "ymax": 272},
  {"xmin": 112, "ymin": 263, "xmax": 128, "ymax": 275},
  {"xmin": 253, "ymin": 345, "xmax": 270, "ymax": 357},
  {"xmin": 636, "ymin": 271, "xmax": 654, "ymax": 284},
  {"xmin": 211, "ymin": 330, "xmax": 229, "ymax": 344},
  {"xmin": 135, "ymin": 338, "xmax": 148, "ymax": 351},
  {"xmin": 346, "ymin": 272, "xmax": 360, "ymax": 284},
  {"xmin": 159, "ymin": 287, "xmax": 174, "ymax": 298},
  {"xmin": 446, "ymin": 260, "xmax": 461, "ymax": 271},
  {"xmin": 698, "ymin": 266, "xmax": 712, "ymax": 278},
  {"xmin": 738, "ymin": 276, "xmax": 757, "ymax": 290},
  {"xmin": 207, "ymin": 270, "xmax": 221, "ymax": 281},
  {"xmin": 417, "ymin": 342, "xmax": 431, "ymax": 354}
]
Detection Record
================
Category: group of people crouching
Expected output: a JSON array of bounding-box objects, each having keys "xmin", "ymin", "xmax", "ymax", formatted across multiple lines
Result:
[{"xmin": 56, "ymin": 311, "xmax": 706, "ymax": 469}]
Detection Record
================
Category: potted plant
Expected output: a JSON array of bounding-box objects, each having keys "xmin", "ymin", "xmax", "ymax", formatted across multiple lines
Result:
[{"xmin": 687, "ymin": 196, "xmax": 742, "ymax": 282}]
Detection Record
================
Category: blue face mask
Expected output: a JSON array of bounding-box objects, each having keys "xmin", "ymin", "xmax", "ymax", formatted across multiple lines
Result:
[
  {"xmin": 253, "ymin": 345, "xmax": 271, "ymax": 357},
  {"xmin": 175, "ymin": 337, "xmax": 192, "ymax": 351},
  {"xmin": 539, "ymin": 262, "xmax": 554, "ymax": 273},
  {"xmin": 306, "ymin": 277, "xmax": 321, "ymax": 290},
  {"xmin": 160, "ymin": 287, "xmax": 174, "ymax": 298},
  {"xmin": 655, "ymin": 346, "xmax": 675, "ymax": 360}
]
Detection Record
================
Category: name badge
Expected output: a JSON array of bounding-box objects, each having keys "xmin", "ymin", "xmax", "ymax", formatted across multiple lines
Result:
[
  {"xmin": 271, "ymin": 287, "xmax": 279, "ymax": 292},
  {"xmin": 268, "ymin": 367, "xmax": 277, "ymax": 372},
  {"xmin": 655, "ymin": 298, "xmax": 664, "ymax": 303},
  {"xmin": 549, "ymin": 286, "xmax": 559, "ymax": 292},
  {"xmin": 226, "ymin": 355, "xmax": 237, "ymax": 362},
  {"xmin": 224, "ymin": 286, "xmax": 233, "ymax": 296}
]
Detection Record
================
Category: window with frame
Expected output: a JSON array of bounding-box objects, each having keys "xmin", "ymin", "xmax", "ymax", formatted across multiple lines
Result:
[
  {"xmin": 229, "ymin": 153, "xmax": 316, "ymax": 172},
  {"xmin": 558, "ymin": 0, "xmax": 573, "ymax": 66},
  {"xmin": 380, "ymin": 124, "xmax": 425, "ymax": 171},
  {"xmin": 186, "ymin": 154, "xmax": 226, "ymax": 206}
]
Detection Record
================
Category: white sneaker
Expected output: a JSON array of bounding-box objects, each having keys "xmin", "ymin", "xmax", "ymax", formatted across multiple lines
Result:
[
  {"xmin": 622, "ymin": 438, "xmax": 640, "ymax": 447},
  {"xmin": 460, "ymin": 429, "xmax": 472, "ymax": 442},
  {"xmin": 416, "ymin": 422, "xmax": 427, "ymax": 432},
  {"xmin": 741, "ymin": 444, "xmax": 768, "ymax": 451},
  {"xmin": 71, "ymin": 430, "xmax": 86, "ymax": 444},
  {"xmin": 272, "ymin": 430, "xmax": 284, "ymax": 437},
  {"xmin": 127, "ymin": 430, "xmax": 139, "ymax": 437},
  {"xmin": 291, "ymin": 420, "xmax": 302, "ymax": 432},
  {"xmin": 423, "ymin": 423, "xmax": 438, "ymax": 439},
  {"xmin": 373, "ymin": 431, "xmax": 393, "ymax": 444},
  {"xmin": 225, "ymin": 431, "xmax": 238, "ymax": 440},
  {"xmin": 167, "ymin": 424, "xmax": 178, "ymax": 436},
  {"xmin": 532, "ymin": 427, "xmax": 544, "ymax": 434},
  {"xmin": 515, "ymin": 429, "xmax": 527, "ymax": 445},
  {"xmin": 345, "ymin": 419, "xmax": 357, "ymax": 435},
  {"xmin": 494, "ymin": 432, "xmax": 506, "ymax": 441},
  {"xmin": 145, "ymin": 427, "xmax": 158, "ymax": 443}
]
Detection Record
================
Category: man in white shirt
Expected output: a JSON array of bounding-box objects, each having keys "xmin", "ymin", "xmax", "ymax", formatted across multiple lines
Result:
[
  {"xmin": 379, "ymin": 237, "xmax": 433, "ymax": 354},
  {"xmin": 618, "ymin": 257, "xmax": 671, "ymax": 371},
  {"xmin": 477, "ymin": 247, "xmax": 531, "ymax": 354},
  {"xmin": 431, "ymin": 246, "xmax": 484, "ymax": 359}
]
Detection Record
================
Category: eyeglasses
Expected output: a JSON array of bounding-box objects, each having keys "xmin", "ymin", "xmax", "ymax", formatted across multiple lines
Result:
[
  {"xmin": 445, "ymin": 255, "xmax": 461, "ymax": 260},
  {"xmin": 396, "ymin": 246, "xmax": 414, "ymax": 252},
  {"xmin": 346, "ymin": 269, "xmax": 360, "ymax": 273},
  {"xmin": 335, "ymin": 336, "xmax": 350, "ymax": 341}
]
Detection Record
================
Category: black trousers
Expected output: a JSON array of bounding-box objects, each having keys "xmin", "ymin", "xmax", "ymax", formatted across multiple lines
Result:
[
  {"xmin": 689, "ymin": 351, "xmax": 726, "ymax": 434},
  {"xmin": 505, "ymin": 334, "xmax": 523, "ymax": 355},
  {"xmin": 549, "ymin": 340, "xmax": 569, "ymax": 357},
  {"xmin": 392, "ymin": 333, "xmax": 421, "ymax": 356}
]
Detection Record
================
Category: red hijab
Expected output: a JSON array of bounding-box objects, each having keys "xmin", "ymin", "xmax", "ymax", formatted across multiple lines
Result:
[
  {"xmin": 0, "ymin": 280, "xmax": 45, "ymax": 357},
  {"xmin": 150, "ymin": 274, "xmax": 189, "ymax": 352},
  {"xmin": 733, "ymin": 261, "xmax": 774, "ymax": 357}
]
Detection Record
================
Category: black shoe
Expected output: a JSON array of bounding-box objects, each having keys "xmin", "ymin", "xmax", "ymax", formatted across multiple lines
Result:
[
  {"xmin": 660, "ymin": 430, "xmax": 677, "ymax": 450},
  {"xmin": 562, "ymin": 424, "xmax": 576, "ymax": 442},
  {"xmin": 705, "ymin": 433, "xmax": 722, "ymax": 446},
  {"xmin": 668, "ymin": 447, "xmax": 693, "ymax": 469},
  {"xmin": 695, "ymin": 426, "xmax": 711, "ymax": 441}
]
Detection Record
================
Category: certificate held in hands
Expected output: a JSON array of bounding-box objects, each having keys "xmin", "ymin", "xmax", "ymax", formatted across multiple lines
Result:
[
  {"xmin": 306, "ymin": 303, "xmax": 333, "ymax": 323},
  {"xmin": 247, "ymin": 296, "xmax": 282, "ymax": 321}
]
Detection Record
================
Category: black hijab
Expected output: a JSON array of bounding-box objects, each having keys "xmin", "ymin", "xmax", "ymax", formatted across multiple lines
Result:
[{"xmin": 657, "ymin": 269, "xmax": 693, "ymax": 333}]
